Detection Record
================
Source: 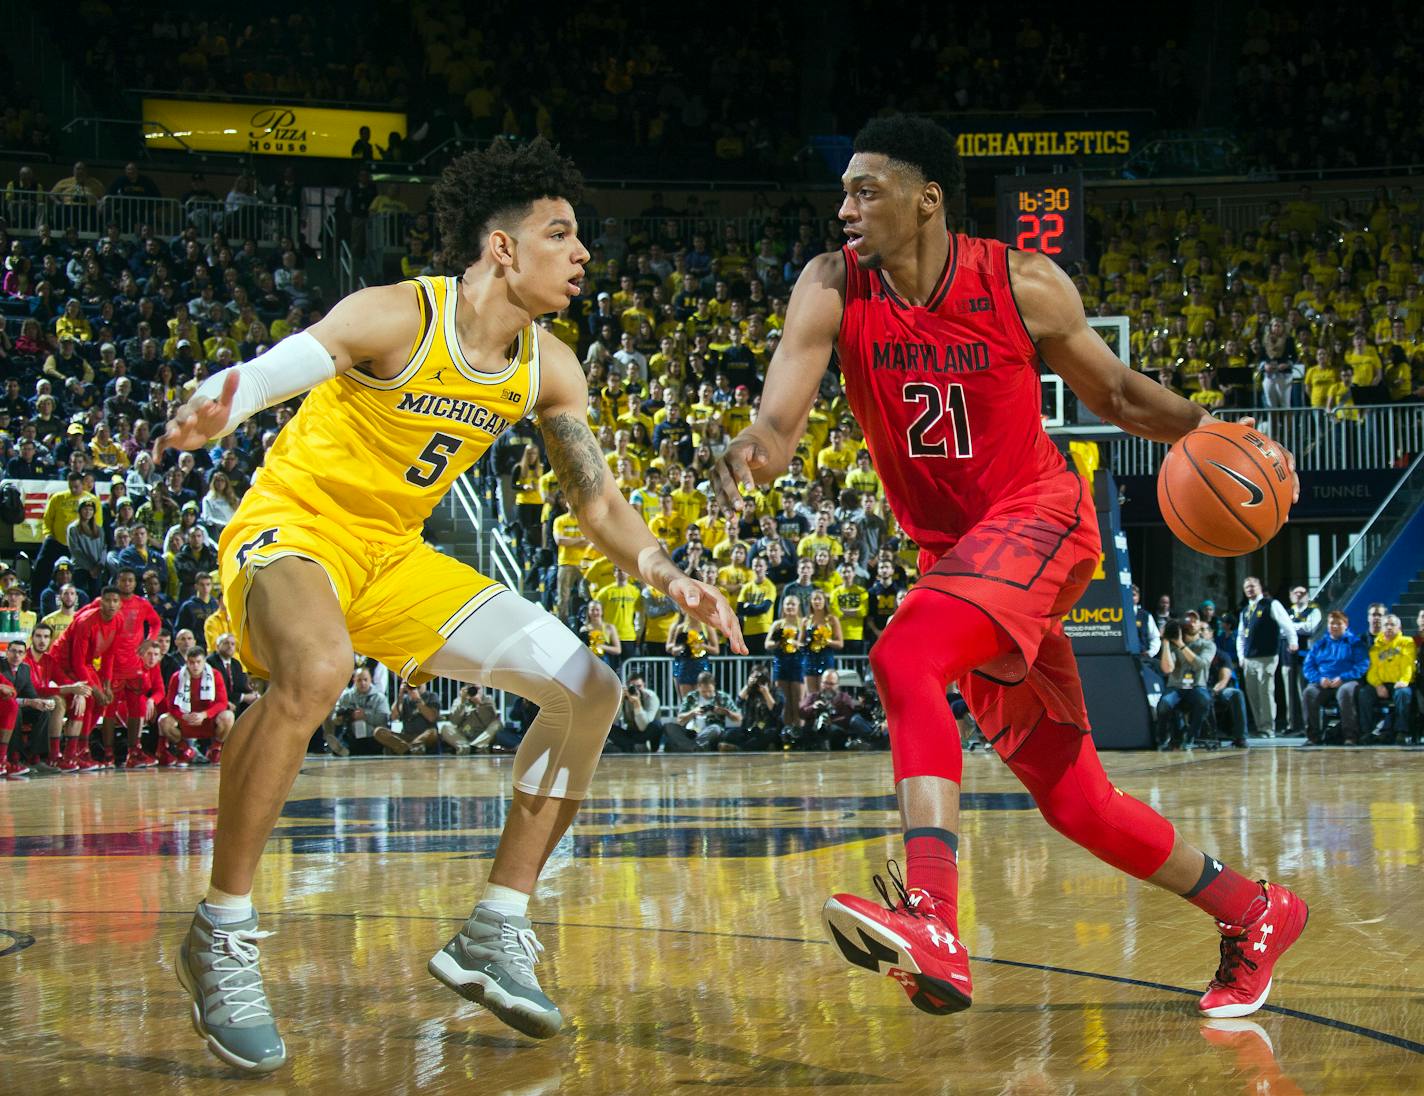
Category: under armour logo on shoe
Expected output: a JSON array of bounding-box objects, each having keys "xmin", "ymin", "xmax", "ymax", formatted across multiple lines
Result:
[
  {"xmin": 890, "ymin": 968, "xmax": 918, "ymax": 991},
  {"xmin": 1252, "ymin": 923, "xmax": 1274, "ymax": 952},
  {"xmin": 928, "ymin": 924, "xmax": 957, "ymax": 951}
]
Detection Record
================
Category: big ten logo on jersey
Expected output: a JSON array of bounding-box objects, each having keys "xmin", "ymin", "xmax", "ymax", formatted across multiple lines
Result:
[
  {"xmin": 500, "ymin": 387, "xmax": 523, "ymax": 405},
  {"xmin": 954, "ymin": 295, "xmax": 993, "ymax": 315}
]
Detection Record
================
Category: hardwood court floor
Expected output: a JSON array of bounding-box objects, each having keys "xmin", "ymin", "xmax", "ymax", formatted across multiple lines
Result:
[{"xmin": 2, "ymin": 746, "xmax": 1421, "ymax": 1095}]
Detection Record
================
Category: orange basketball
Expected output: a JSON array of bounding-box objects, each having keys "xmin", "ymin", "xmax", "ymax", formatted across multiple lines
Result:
[{"xmin": 1157, "ymin": 421, "xmax": 1293, "ymax": 557}]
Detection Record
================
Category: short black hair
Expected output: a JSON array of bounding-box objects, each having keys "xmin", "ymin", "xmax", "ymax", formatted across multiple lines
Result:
[
  {"xmin": 432, "ymin": 137, "xmax": 584, "ymax": 271},
  {"xmin": 100, "ymin": 585, "xmax": 121, "ymax": 597},
  {"xmin": 852, "ymin": 115, "xmax": 963, "ymax": 215}
]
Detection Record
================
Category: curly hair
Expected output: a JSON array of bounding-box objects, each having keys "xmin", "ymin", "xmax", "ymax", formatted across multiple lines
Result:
[
  {"xmin": 852, "ymin": 115, "xmax": 963, "ymax": 218},
  {"xmin": 431, "ymin": 137, "xmax": 585, "ymax": 271}
]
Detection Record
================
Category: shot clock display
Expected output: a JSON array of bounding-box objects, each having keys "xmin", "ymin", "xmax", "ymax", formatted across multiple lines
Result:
[{"xmin": 995, "ymin": 172, "xmax": 1085, "ymax": 267}]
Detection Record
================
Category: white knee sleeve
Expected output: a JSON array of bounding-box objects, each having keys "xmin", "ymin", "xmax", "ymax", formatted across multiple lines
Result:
[{"xmin": 422, "ymin": 592, "xmax": 621, "ymax": 799}]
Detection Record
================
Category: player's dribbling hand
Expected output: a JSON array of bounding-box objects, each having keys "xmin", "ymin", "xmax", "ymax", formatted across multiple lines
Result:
[
  {"xmin": 666, "ymin": 577, "xmax": 749, "ymax": 654},
  {"xmin": 1235, "ymin": 415, "xmax": 1299, "ymax": 503},
  {"xmin": 154, "ymin": 370, "xmax": 239, "ymax": 461},
  {"xmin": 711, "ymin": 435, "xmax": 770, "ymax": 512}
]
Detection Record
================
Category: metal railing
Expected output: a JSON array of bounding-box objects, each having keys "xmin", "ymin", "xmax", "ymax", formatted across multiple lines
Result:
[
  {"xmin": 1105, "ymin": 405, "xmax": 1424, "ymax": 476},
  {"xmin": 488, "ymin": 526, "xmax": 522, "ymax": 595},
  {"xmin": 620, "ymin": 655, "xmax": 873, "ymax": 719},
  {"xmin": 1310, "ymin": 449, "xmax": 1424, "ymax": 613},
  {"xmin": 0, "ymin": 191, "xmax": 299, "ymax": 248},
  {"xmin": 444, "ymin": 471, "xmax": 487, "ymax": 573}
]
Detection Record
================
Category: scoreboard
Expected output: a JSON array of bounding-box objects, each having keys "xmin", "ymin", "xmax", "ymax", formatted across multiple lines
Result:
[{"xmin": 995, "ymin": 172, "xmax": 1085, "ymax": 267}]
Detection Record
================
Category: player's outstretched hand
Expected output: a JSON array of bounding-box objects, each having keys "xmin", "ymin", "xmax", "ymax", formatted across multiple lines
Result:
[
  {"xmin": 710, "ymin": 434, "xmax": 771, "ymax": 512},
  {"xmin": 666, "ymin": 576, "xmax": 748, "ymax": 654},
  {"xmin": 154, "ymin": 370, "xmax": 239, "ymax": 462},
  {"xmin": 1236, "ymin": 415, "xmax": 1299, "ymax": 503}
]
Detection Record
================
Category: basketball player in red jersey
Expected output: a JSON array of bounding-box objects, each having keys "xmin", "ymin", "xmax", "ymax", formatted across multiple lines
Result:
[
  {"xmin": 105, "ymin": 568, "xmax": 164, "ymax": 768},
  {"xmin": 50, "ymin": 588, "xmax": 125, "ymax": 768},
  {"xmin": 712, "ymin": 117, "xmax": 1306, "ymax": 1020}
]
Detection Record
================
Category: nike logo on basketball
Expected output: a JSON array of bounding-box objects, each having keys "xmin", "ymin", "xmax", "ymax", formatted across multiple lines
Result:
[{"xmin": 1206, "ymin": 461, "xmax": 1265, "ymax": 507}]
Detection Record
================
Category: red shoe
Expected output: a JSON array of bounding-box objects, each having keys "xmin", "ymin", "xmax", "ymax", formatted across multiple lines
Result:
[
  {"xmin": 1199, "ymin": 882, "xmax": 1308, "ymax": 1018},
  {"xmin": 4, "ymin": 758, "xmax": 32, "ymax": 778},
  {"xmin": 822, "ymin": 863, "xmax": 972, "ymax": 1014},
  {"xmin": 157, "ymin": 743, "xmax": 188, "ymax": 768},
  {"xmin": 125, "ymin": 750, "xmax": 150, "ymax": 770},
  {"xmin": 53, "ymin": 753, "xmax": 78, "ymax": 773},
  {"xmin": 206, "ymin": 743, "xmax": 222, "ymax": 765},
  {"xmin": 73, "ymin": 753, "xmax": 102, "ymax": 772}
]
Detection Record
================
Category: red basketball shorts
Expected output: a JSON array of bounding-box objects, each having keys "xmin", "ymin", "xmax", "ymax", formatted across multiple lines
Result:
[
  {"xmin": 916, "ymin": 470, "xmax": 1100, "ymax": 758},
  {"xmin": 102, "ymin": 675, "xmax": 149, "ymax": 723}
]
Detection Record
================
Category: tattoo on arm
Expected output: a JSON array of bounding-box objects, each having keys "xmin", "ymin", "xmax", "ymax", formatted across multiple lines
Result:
[{"xmin": 542, "ymin": 412, "xmax": 608, "ymax": 509}]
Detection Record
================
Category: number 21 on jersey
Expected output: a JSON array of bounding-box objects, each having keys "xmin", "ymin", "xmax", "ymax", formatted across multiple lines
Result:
[{"xmin": 903, "ymin": 382, "xmax": 972, "ymax": 458}]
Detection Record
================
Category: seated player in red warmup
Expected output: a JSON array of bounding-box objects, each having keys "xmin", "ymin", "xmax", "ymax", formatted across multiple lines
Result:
[
  {"xmin": 23, "ymin": 623, "xmax": 95, "ymax": 772},
  {"xmin": 158, "ymin": 646, "xmax": 234, "ymax": 765},
  {"xmin": 712, "ymin": 116, "xmax": 1306, "ymax": 1021},
  {"xmin": 48, "ymin": 587, "xmax": 126, "ymax": 769},
  {"xmin": 133, "ymin": 639, "xmax": 195, "ymax": 767}
]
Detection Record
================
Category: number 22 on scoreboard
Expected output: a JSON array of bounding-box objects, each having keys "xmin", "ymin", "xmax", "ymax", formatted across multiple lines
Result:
[{"xmin": 1016, "ymin": 213, "xmax": 1065, "ymax": 255}]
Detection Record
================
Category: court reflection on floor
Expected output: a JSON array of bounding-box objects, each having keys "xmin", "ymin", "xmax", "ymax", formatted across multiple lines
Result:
[{"xmin": 1, "ymin": 748, "xmax": 1420, "ymax": 1094}]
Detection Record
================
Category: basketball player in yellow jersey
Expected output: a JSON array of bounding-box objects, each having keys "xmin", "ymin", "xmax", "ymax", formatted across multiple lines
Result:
[{"xmin": 154, "ymin": 139, "xmax": 745, "ymax": 1075}]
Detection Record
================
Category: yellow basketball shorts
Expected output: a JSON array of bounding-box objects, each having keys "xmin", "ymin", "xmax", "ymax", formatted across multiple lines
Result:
[{"xmin": 218, "ymin": 490, "xmax": 505, "ymax": 684}]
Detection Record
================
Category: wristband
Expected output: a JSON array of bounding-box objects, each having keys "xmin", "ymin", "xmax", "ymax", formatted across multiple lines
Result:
[{"xmin": 193, "ymin": 331, "xmax": 337, "ymax": 437}]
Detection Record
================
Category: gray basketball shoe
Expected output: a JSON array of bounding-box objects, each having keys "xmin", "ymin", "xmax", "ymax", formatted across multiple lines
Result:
[
  {"xmin": 176, "ymin": 904, "xmax": 287, "ymax": 1073},
  {"xmin": 428, "ymin": 906, "xmax": 563, "ymax": 1038}
]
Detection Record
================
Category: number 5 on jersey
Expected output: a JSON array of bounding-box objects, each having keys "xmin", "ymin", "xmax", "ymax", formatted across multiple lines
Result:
[
  {"xmin": 406, "ymin": 431, "xmax": 464, "ymax": 487},
  {"xmin": 903, "ymin": 383, "xmax": 972, "ymax": 459}
]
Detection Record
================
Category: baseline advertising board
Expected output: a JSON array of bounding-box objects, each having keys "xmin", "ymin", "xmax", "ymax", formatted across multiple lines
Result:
[
  {"xmin": 144, "ymin": 99, "xmax": 407, "ymax": 159},
  {"xmin": 1061, "ymin": 469, "xmax": 1139, "ymax": 656}
]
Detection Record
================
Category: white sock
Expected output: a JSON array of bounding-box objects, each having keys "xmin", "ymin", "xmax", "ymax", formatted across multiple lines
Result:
[
  {"xmin": 477, "ymin": 882, "xmax": 530, "ymax": 918},
  {"xmin": 203, "ymin": 885, "xmax": 254, "ymax": 925}
]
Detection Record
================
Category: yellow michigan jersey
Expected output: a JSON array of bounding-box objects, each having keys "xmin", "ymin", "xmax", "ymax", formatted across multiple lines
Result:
[
  {"xmin": 255, "ymin": 275, "xmax": 540, "ymax": 539},
  {"xmin": 219, "ymin": 275, "xmax": 540, "ymax": 683}
]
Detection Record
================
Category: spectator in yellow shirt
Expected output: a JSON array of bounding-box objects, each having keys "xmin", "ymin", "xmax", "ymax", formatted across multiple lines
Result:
[
  {"xmin": 1343, "ymin": 332, "xmax": 1384, "ymax": 389},
  {"xmin": 649, "ymin": 492, "xmax": 688, "ymax": 549},
  {"xmin": 594, "ymin": 570, "xmax": 641, "ymax": 650},
  {"xmin": 815, "ymin": 426, "xmax": 857, "ymax": 484},
  {"xmin": 715, "ymin": 543, "xmax": 752, "ymax": 601},
  {"xmin": 797, "ymin": 512, "xmax": 844, "ymax": 561},
  {"xmin": 736, "ymin": 556, "xmax": 777, "ymax": 646},
  {"xmin": 551, "ymin": 503, "xmax": 590, "ymax": 620},
  {"xmin": 670, "ymin": 469, "xmax": 707, "ymax": 524},
  {"xmin": 1304, "ymin": 348, "xmax": 1338, "ymax": 408},
  {"xmin": 1362, "ymin": 613, "xmax": 1415, "ymax": 744},
  {"xmin": 845, "ymin": 448, "xmax": 881, "ymax": 498}
]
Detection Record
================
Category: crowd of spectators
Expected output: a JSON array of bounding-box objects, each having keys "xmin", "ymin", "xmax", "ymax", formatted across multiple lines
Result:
[
  {"xmin": 1233, "ymin": 2, "xmax": 1424, "ymax": 175},
  {"xmin": 1079, "ymin": 184, "xmax": 1424, "ymax": 420},
  {"xmin": 1133, "ymin": 583, "xmax": 1420, "ymax": 749}
]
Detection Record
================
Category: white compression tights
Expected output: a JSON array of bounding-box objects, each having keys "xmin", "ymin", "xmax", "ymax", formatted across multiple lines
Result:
[{"xmin": 422, "ymin": 591, "xmax": 621, "ymax": 800}]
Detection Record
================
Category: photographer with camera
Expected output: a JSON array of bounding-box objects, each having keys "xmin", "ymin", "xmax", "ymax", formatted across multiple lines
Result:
[
  {"xmin": 323, "ymin": 666, "xmax": 391, "ymax": 757},
  {"xmin": 798, "ymin": 668, "xmax": 879, "ymax": 750},
  {"xmin": 438, "ymin": 684, "xmax": 504, "ymax": 753},
  {"xmin": 1156, "ymin": 617, "xmax": 1215, "ymax": 750},
  {"xmin": 374, "ymin": 679, "xmax": 442, "ymax": 755},
  {"xmin": 608, "ymin": 673, "xmax": 666, "ymax": 752},
  {"xmin": 716, "ymin": 663, "xmax": 783, "ymax": 751},
  {"xmin": 673, "ymin": 671, "xmax": 741, "ymax": 750}
]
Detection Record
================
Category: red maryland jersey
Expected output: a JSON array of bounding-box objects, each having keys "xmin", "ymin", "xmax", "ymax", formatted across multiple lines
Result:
[
  {"xmin": 50, "ymin": 601, "xmax": 123, "ymax": 685},
  {"xmin": 111, "ymin": 593, "xmax": 163, "ymax": 677},
  {"xmin": 838, "ymin": 233, "xmax": 1074, "ymax": 555}
]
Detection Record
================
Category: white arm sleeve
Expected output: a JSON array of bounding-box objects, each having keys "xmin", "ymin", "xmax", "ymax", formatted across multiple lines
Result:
[{"xmin": 192, "ymin": 331, "xmax": 337, "ymax": 438}]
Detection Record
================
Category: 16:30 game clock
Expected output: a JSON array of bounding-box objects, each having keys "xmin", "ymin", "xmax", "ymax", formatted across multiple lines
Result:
[{"xmin": 995, "ymin": 172, "xmax": 1085, "ymax": 267}]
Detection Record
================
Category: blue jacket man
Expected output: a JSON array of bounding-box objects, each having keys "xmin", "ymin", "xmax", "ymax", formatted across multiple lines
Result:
[
  {"xmin": 1302, "ymin": 621, "xmax": 1369, "ymax": 685},
  {"xmin": 1301, "ymin": 612, "xmax": 1369, "ymax": 743}
]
